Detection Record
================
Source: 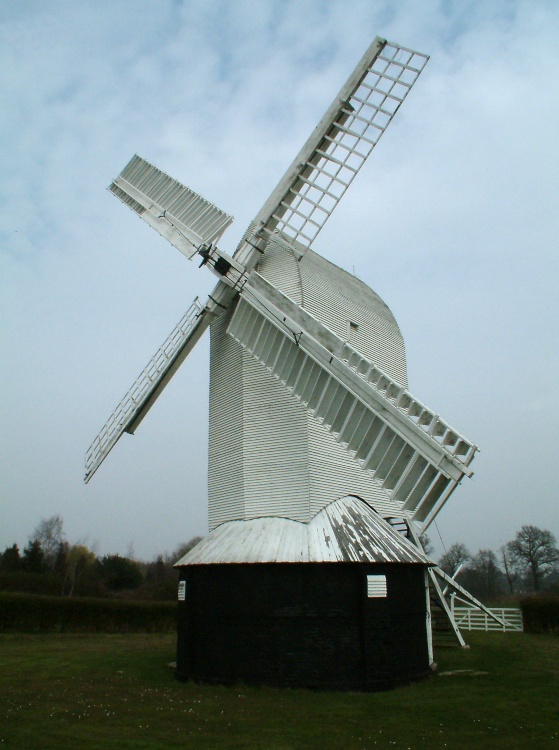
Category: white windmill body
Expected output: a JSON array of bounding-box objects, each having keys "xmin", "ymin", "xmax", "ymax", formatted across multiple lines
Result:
[
  {"xmin": 86, "ymin": 37, "xmax": 503, "ymax": 690},
  {"xmin": 208, "ymin": 237, "xmax": 408, "ymax": 531}
]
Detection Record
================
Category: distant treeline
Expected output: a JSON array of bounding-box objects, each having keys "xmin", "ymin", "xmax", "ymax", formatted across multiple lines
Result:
[
  {"xmin": 0, "ymin": 515, "xmax": 201, "ymax": 600},
  {"xmin": 432, "ymin": 525, "xmax": 559, "ymax": 600},
  {"xmin": 1, "ymin": 516, "xmax": 558, "ymax": 603}
]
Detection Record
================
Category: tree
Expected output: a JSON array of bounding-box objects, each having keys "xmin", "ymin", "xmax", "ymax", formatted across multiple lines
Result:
[
  {"xmin": 145, "ymin": 555, "xmax": 167, "ymax": 585},
  {"xmin": 170, "ymin": 536, "xmax": 203, "ymax": 563},
  {"xmin": 22, "ymin": 539, "xmax": 45, "ymax": 573},
  {"xmin": 31, "ymin": 515, "xmax": 66, "ymax": 570},
  {"xmin": 464, "ymin": 549, "xmax": 503, "ymax": 599},
  {"xmin": 507, "ymin": 526, "xmax": 559, "ymax": 592},
  {"xmin": 500, "ymin": 544, "xmax": 519, "ymax": 594},
  {"xmin": 1, "ymin": 544, "xmax": 21, "ymax": 572},
  {"xmin": 59, "ymin": 544, "xmax": 98, "ymax": 596},
  {"xmin": 419, "ymin": 534, "xmax": 433, "ymax": 557},
  {"xmin": 438, "ymin": 543, "xmax": 470, "ymax": 576},
  {"xmin": 100, "ymin": 554, "xmax": 143, "ymax": 591}
]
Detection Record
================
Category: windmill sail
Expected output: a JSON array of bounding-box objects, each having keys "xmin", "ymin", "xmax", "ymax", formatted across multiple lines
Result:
[
  {"xmin": 228, "ymin": 273, "xmax": 476, "ymax": 531},
  {"xmin": 85, "ymin": 296, "xmax": 212, "ymax": 483},
  {"xmin": 238, "ymin": 38, "xmax": 428, "ymax": 261},
  {"xmin": 109, "ymin": 155, "xmax": 234, "ymax": 259},
  {"xmin": 89, "ymin": 38, "xmax": 430, "ymax": 480}
]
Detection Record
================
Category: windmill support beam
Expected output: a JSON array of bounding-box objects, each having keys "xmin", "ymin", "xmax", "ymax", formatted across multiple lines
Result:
[
  {"xmin": 432, "ymin": 567, "xmax": 507, "ymax": 629},
  {"xmin": 407, "ymin": 521, "xmax": 505, "ymax": 644},
  {"xmin": 424, "ymin": 568, "xmax": 434, "ymax": 664},
  {"xmin": 428, "ymin": 568, "xmax": 468, "ymax": 648}
]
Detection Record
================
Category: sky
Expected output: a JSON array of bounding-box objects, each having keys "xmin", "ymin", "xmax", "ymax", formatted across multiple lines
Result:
[{"xmin": 1, "ymin": 0, "xmax": 558, "ymax": 562}]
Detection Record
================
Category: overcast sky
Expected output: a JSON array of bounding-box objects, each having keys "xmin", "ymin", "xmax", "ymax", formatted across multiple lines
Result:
[{"xmin": 1, "ymin": 0, "xmax": 558, "ymax": 562}]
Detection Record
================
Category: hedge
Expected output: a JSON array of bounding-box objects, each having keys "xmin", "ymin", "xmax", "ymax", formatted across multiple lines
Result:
[
  {"xmin": 519, "ymin": 594, "xmax": 559, "ymax": 633},
  {"xmin": 0, "ymin": 592, "xmax": 177, "ymax": 633}
]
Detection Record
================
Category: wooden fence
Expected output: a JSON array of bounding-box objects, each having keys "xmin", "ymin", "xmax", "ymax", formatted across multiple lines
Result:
[{"xmin": 453, "ymin": 606, "xmax": 523, "ymax": 632}]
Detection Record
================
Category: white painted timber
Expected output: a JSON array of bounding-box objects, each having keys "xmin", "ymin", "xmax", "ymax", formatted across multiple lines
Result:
[
  {"xmin": 177, "ymin": 495, "xmax": 431, "ymax": 565},
  {"xmin": 208, "ymin": 237, "xmax": 409, "ymax": 529},
  {"xmin": 85, "ymin": 296, "xmax": 206, "ymax": 482},
  {"xmin": 227, "ymin": 271, "xmax": 476, "ymax": 530},
  {"xmin": 234, "ymin": 39, "xmax": 429, "ymax": 260},
  {"xmin": 296, "ymin": 247, "xmax": 408, "ymax": 387},
  {"xmin": 209, "ymin": 300, "xmax": 313, "ymax": 529},
  {"xmin": 431, "ymin": 566, "xmax": 507, "ymax": 630},
  {"xmin": 453, "ymin": 607, "xmax": 523, "ymax": 632},
  {"xmin": 109, "ymin": 154, "xmax": 234, "ymax": 259},
  {"xmin": 90, "ymin": 37, "xmax": 473, "ymax": 555},
  {"xmin": 257, "ymin": 239, "xmax": 411, "ymax": 521},
  {"xmin": 208, "ymin": 306, "xmax": 247, "ymax": 528}
]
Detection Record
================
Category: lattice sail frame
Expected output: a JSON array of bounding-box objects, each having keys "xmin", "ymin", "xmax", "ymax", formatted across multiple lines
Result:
[
  {"xmin": 249, "ymin": 38, "xmax": 429, "ymax": 251},
  {"xmin": 85, "ymin": 297, "xmax": 204, "ymax": 483}
]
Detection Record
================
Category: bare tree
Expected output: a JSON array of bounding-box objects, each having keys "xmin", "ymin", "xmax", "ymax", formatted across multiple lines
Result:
[
  {"xmin": 507, "ymin": 526, "xmax": 559, "ymax": 591},
  {"xmin": 500, "ymin": 544, "xmax": 519, "ymax": 594},
  {"xmin": 438, "ymin": 543, "xmax": 471, "ymax": 576},
  {"xmin": 31, "ymin": 515, "xmax": 65, "ymax": 569},
  {"xmin": 170, "ymin": 536, "xmax": 204, "ymax": 564}
]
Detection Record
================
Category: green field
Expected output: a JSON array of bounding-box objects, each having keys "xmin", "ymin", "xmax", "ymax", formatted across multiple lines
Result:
[{"xmin": 1, "ymin": 631, "xmax": 557, "ymax": 749}]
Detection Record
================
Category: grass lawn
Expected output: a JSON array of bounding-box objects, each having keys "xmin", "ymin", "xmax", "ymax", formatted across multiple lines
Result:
[{"xmin": 0, "ymin": 631, "xmax": 557, "ymax": 749}]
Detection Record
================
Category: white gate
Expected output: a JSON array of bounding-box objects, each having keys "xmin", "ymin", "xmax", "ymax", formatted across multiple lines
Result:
[{"xmin": 453, "ymin": 606, "xmax": 523, "ymax": 632}]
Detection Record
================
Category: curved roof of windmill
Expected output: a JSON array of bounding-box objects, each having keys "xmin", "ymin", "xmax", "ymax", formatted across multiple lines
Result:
[
  {"xmin": 258, "ymin": 234, "xmax": 408, "ymax": 387},
  {"xmin": 175, "ymin": 496, "xmax": 430, "ymax": 566}
]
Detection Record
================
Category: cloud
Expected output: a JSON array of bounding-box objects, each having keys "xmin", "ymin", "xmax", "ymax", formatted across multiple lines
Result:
[{"xmin": 1, "ymin": 0, "xmax": 558, "ymax": 560}]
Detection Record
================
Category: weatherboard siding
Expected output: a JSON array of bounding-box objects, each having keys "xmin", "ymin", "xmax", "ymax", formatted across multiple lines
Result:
[
  {"xmin": 208, "ymin": 235, "xmax": 409, "ymax": 528},
  {"xmin": 242, "ymin": 354, "xmax": 310, "ymax": 522},
  {"xmin": 306, "ymin": 417, "xmax": 404, "ymax": 519},
  {"xmin": 298, "ymin": 249, "xmax": 408, "ymax": 388},
  {"xmin": 208, "ymin": 307, "xmax": 245, "ymax": 529},
  {"xmin": 256, "ymin": 233, "xmax": 304, "ymax": 305}
]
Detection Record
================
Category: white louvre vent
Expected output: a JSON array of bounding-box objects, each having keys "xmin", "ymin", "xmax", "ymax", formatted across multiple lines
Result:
[
  {"xmin": 178, "ymin": 581, "xmax": 186, "ymax": 601},
  {"xmin": 367, "ymin": 574, "xmax": 387, "ymax": 598}
]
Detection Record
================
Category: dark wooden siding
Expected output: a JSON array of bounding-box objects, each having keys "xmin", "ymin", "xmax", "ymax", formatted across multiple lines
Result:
[{"xmin": 176, "ymin": 562, "xmax": 430, "ymax": 692}]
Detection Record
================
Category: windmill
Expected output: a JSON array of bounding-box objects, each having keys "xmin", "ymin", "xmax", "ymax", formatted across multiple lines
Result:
[{"xmin": 86, "ymin": 37, "xmax": 501, "ymax": 689}]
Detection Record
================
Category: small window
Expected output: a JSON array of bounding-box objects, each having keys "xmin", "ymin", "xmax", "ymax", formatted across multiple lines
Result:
[
  {"xmin": 367, "ymin": 574, "xmax": 387, "ymax": 598},
  {"xmin": 348, "ymin": 320, "xmax": 359, "ymax": 341}
]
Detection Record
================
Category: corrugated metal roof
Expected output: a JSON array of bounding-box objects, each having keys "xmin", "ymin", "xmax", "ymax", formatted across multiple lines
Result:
[{"xmin": 175, "ymin": 496, "xmax": 430, "ymax": 566}]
